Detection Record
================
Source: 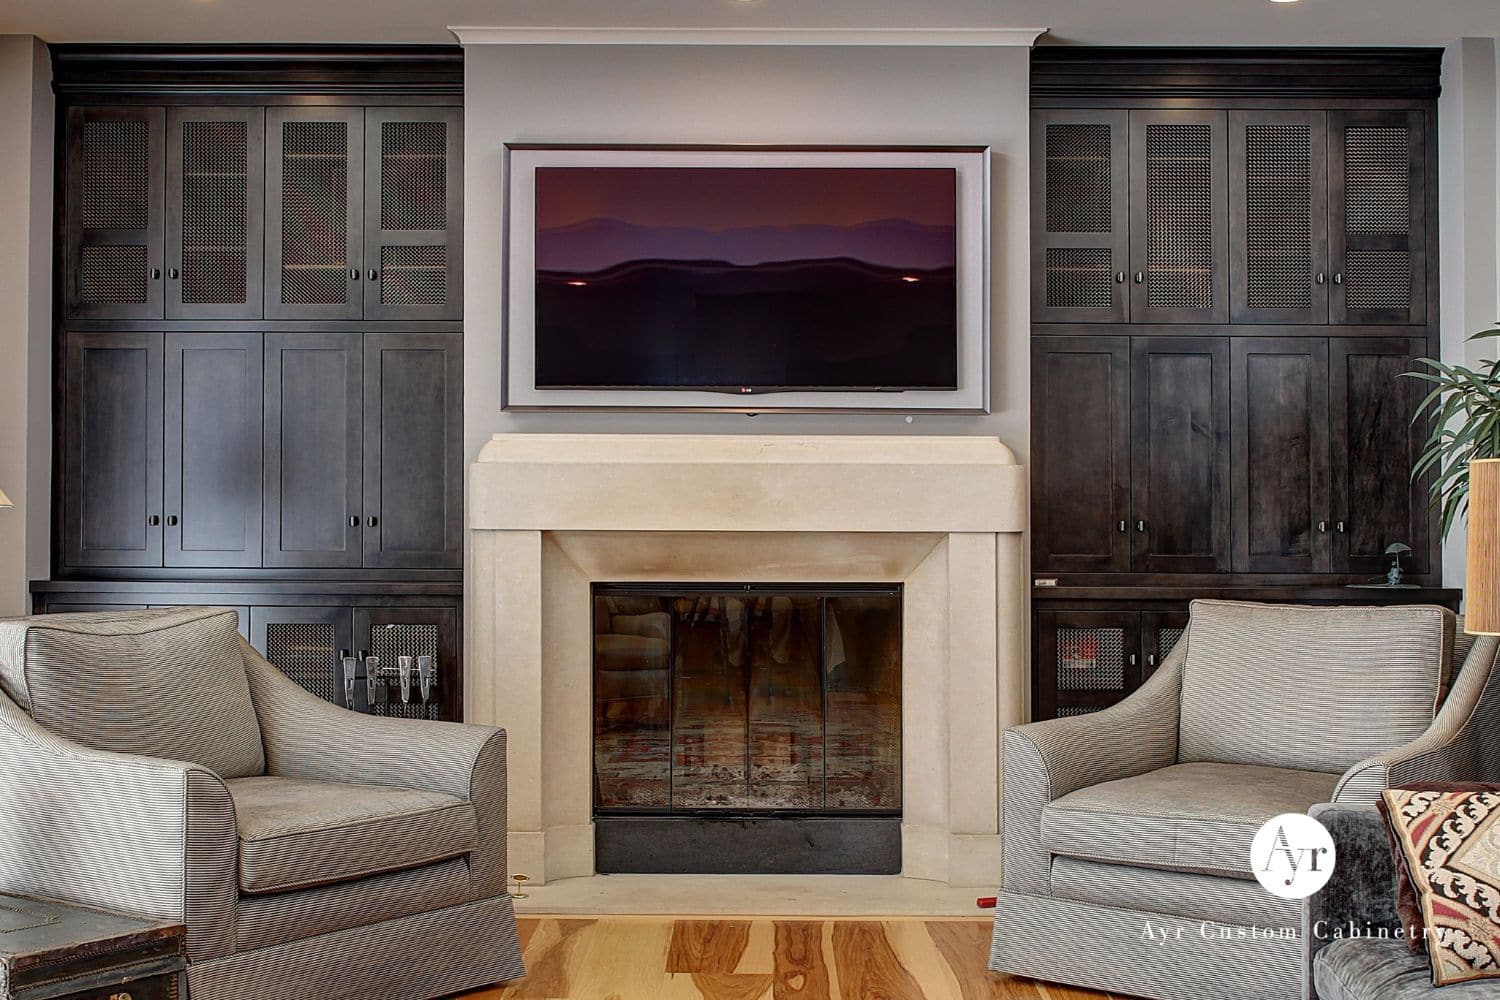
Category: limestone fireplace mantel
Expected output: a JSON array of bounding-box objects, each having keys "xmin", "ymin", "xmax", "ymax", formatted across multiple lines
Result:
[{"xmin": 467, "ymin": 434, "xmax": 1028, "ymax": 887}]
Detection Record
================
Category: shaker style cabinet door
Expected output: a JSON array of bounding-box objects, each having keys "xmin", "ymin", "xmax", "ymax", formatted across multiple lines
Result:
[
  {"xmin": 63, "ymin": 106, "xmax": 166, "ymax": 320},
  {"xmin": 363, "ymin": 108, "xmax": 463, "ymax": 321},
  {"xmin": 1128, "ymin": 109, "xmax": 1229, "ymax": 324},
  {"xmin": 164, "ymin": 333, "xmax": 263, "ymax": 568},
  {"xmin": 166, "ymin": 107, "xmax": 265, "ymax": 319},
  {"xmin": 1231, "ymin": 338, "xmax": 1331, "ymax": 573},
  {"xmin": 1031, "ymin": 337, "xmax": 1131, "ymax": 573},
  {"xmin": 265, "ymin": 107, "xmax": 364, "ymax": 320},
  {"xmin": 1129, "ymin": 337, "xmax": 1231, "ymax": 573},
  {"xmin": 1031, "ymin": 109, "xmax": 1129, "ymax": 323},
  {"xmin": 63, "ymin": 332, "xmax": 164, "ymax": 568},
  {"xmin": 1329, "ymin": 110, "xmax": 1427, "ymax": 325},
  {"xmin": 1328, "ymin": 338, "xmax": 1430, "ymax": 577},
  {"xmin": 262, "ymin": 333, "xmax": 364, "ymax": 568},
  {"xmin": 1229, "ymin": 110, "xmax": 1329, "ymax": 324},
  {"xmin": 362, "ymin": 335, "xmax": 463, "ymax": 569}
]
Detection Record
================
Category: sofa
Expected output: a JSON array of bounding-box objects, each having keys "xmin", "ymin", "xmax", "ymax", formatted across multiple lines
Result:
[
  {"xmin": 990, "ymin": 600, "xmax": 1500, "ymax": 1000},
  {"xmin": 0, "ymin": 606, "xmax": 525, "ymax": 1000}
]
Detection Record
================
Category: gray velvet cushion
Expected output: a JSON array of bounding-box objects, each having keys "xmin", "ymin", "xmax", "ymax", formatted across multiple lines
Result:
[
  {"xmin": 1315, "ymin": 937, "xmax": 1500, "ymax": 999},
  {"xmin": 0, "ymin": 607, "xmax": 265, "ymax": 779},
  {"xmin": 228, "ymin": 775, "xmax": 477, "ymax": 894},
  {"xmin": 1179, "ymin": 600, "xmax": 1452, "ymax": 774},
  {"xmin": 1043, "ymin": 761, "xmax": 1338, "ymax": 877}
]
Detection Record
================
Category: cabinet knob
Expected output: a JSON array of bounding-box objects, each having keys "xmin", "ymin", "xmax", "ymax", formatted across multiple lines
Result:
[
  {"xmin": 1318, "ymin": 520, "xmax": 1328, "ymax": 533},
  {"xmin": 349, "ymin": 515, "xmax": 360, "ymax": 527},
  {"xmin": 1115, "ymin": 271, "xmax": 1126, "ymax": 284},
  {"xmin": 1128, "ymin": 653, "xmax": 1138, "ymax": 667},
  {"xmin": 1147, "ymin": 653, "xmax": 1157, "ymax": 668},
  {"xmin": 1315, "ymin": 272, "xmax": 1326, "ymax": 285},
  {"xmin": 168, "ymin": 266, "xmax": 180, "ymax": 280},
  {"xmin": 149, "ymin": 266, "xmax": 161, "ymax": 280},
  {"xmin": 166, "ymin": 514, "xmax": 178, "ymax": 526},
  {"xmin": 1118, "ymin": 520, "xmax": 1127, "ymax": 533},
  {"xmin": 1136, "ymin": 519, "xmax": 1147, "ymax": 533},
  {"xmin": 147, "ymin": 514, "xmax": 160, "ymax": 527},
  {"xmin": 1134, "ymin": 271, "xmax": 1145, "ymax": 284},
  {"xmin": 1336, "ymin": 520, "xmax": 1346, "ymax": 533},
  {"xmin": 368, "ymin": 269, "xmax": 379, "ymax": 282},
  {"xmin": 350, "ymin": 267, "xmax": 360, "ymax": 281},
  {"xmin": 1333, "ymin": 272, "xmax": 1344, "ymax": 285},
  {"xmin": 366, "ymin": 515, "xmax": 378, "ymax": 527}
]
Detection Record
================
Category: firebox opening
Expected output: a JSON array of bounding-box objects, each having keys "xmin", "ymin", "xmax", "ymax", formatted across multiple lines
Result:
[{"xmin": 591, "ymin": 582, "xmax": 902, "ymax": 874}]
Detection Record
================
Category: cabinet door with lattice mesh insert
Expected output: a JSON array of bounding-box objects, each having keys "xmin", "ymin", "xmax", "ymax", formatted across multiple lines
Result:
[
  {"xmin": 1229, "ymin": 110, "xmax": 1329, "ymax": 325},
  {"xmin": 1329, "ymin": 110, "xmax": 1427, "ymax": 326},
  {"xmin": 353, "ymin": 607, "xmax": 459, "ymax": 722},
  {"xmin": 250, "ymin": 605, "xmax": 352, "ymax": 708},
  {"xmin": 64, "ymin": 106, "xmax": 165, "ymax": 320},
  {"xmin": 1034, "ymin": 610, "xmax": 1143, "ymax": 721},
  {"xmin": 1128, "ymin": 109, "xmax": 1229, "ymax": 324},
  {"xmin": 265, "ymin": 107, "xmax": 364, "ymax": 320},
  {"xmin": 166, "ymin": 107, "xmax": 264, "ymax": 320},
  {"xmin": 363, "ymin": 108, "xmax": 462, "ymax": 321},
  {"xmin": 1031, "ymin": 109, "xmax": 1129, "ymax": 323}
]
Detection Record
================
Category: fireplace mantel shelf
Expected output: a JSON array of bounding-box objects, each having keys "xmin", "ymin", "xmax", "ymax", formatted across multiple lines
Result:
[{"xmin": 466, "ymin": 432, "xmax": 1028, "ymax": 890}]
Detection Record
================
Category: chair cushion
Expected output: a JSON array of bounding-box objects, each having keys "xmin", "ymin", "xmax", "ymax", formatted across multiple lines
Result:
[
  {"xmin": 1050, "ymin": 856, "xmax": 1301, "ymax": 930},
  {"xmin": 1042, "ymin": 762, "xmax": 1339, "ymax": 878},
  {"xmin": 0, "ymin": 607, "xmax": 265, "ymax": 779},
  {"xmin": 1179, "ymin": 600, "xmax": 1452, "ymax": 774},
  {"xmin": 1314, "ymin": 937, "xmax": 1498, "ymax": 999},
  {"xmin": 227, "ymin": 775, "xmax": 477, "ymax": 894}
]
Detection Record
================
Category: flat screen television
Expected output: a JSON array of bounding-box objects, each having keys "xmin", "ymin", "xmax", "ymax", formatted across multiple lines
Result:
[{"xmin": 505, "ymin": 146, "xmax": 990, "ymax": 412}]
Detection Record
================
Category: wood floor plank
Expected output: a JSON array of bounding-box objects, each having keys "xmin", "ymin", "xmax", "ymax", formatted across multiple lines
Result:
[
  {"xmin": 691, "ymin": 972, "xmax": 777, "ymax": 1000},
  {"xmin": 772, "ymin": 921, "xmax": 832, "ymax": 1000},
  {"xmin": 925, "ymin": 920, "xmax": 1006, "ymax": 1000},
  {"xmin": 568, "ymin": 917, "xmax": 675, "ymax": 1000},
  {"xmin": 668, "ymin": 920, "xmax": 754, "ymax": 974},
  {"xmin": 734, "ymin": 920, "xmax": 777, "ymax": 975},
  {"xmin": 515, "ymin": 918, "xmax": 541, "ymax": 958},
  {"xmin": 831, "ymin": 921, "xmax": 926, "ymax": 1000},
  {"xmin": 884, "ymin": 919, "xmax": 964, "ymax": 999},
  {"xmin": 499, "ymin": 918, "xmax": 596, "ymax": 999}
]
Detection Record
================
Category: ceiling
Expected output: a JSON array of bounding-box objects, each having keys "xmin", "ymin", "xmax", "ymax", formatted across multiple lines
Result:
[{"xmin": 3, "ymin": 0, "xmax": 1499, "ymax": 47}]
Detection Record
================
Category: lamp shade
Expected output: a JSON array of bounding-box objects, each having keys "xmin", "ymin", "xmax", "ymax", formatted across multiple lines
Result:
[
  {"xmin": 1466, "ymin": 458, "xmax": 1500, "ymax": 634},
  {"xmin": 0, "ymin": 487, "xmax": 10, "ymax": 508}
]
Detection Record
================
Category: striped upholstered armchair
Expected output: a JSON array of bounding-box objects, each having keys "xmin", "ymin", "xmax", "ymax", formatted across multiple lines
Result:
[
  {"xmin": 990, "ymin": 599, "xmax": 1500, "ymax": 1000},
  {"xmin": 0, "ymin": 607, "xmax": 525, "ymax": 999}
]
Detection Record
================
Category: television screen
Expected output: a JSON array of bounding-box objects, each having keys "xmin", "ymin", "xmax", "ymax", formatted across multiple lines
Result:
[{"xmin": 531, "ymin": 166, "xmax": 959, "ymax": 392}]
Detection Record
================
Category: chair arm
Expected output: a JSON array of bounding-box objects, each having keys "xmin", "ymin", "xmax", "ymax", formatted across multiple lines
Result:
[
  {"xmin": 0, "ymin": 688, "xmax": 238, "ymax": 962},
  {"xmin": 1332, "ymin": 634, "xmax": 1500, "ymax": 804},
  {"xmin": 241, "ymin": 641, "xmax": 509, "ymax": 895},
  {"xmin": 1001, "ymin": 643, "xmax": 1183, "ymax": 895},
  {"xmin": 1302, "ymin": 803, "xmax": 1403, "ymax": 983}
]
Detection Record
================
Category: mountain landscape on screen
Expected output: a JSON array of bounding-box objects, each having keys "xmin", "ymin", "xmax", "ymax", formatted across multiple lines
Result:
[{"xmin": 531, "ymin": 165, "xmax": 960, "ymax": 391}]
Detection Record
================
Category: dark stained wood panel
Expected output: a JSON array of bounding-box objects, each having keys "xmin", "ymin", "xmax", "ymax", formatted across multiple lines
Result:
[
  {"xmin": 1232, "ymin": 338, "xmax": 1330, "ymax": 573},
  {"xmin": 1130, "ymin": 337, "xmax": 1230, "ymax": 573},
  {"xmin": 1032, "ymin": 337, "xmax": 1130, "ymax": 574}
]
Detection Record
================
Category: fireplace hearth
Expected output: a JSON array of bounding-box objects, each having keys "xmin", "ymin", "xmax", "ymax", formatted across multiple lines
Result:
[{"xmin": 592, "ymin": 583, "xmax": 901, "ymax": 873}]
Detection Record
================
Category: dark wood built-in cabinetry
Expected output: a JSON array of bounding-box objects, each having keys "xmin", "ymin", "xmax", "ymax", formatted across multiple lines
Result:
[
  {"xmin": 39, "ymin": 47, "xmax": 465, "ymax": 721},
  {"xmin": 1030, "ymin": 49, "xmax": 1457, "ymax": 720}
]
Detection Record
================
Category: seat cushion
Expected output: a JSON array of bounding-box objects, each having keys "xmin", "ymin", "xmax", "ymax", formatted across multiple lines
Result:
[
  {"xmin": 227, "ymin": 776, "xmax": 477, "ymax": 894},
  {"xmin": 1180, "ymin": 600, "xmax": 1452, "ymax": 774},
  {"xmin": 1314, "ymin": 937, "xmax": 1500, "ymax": 999},
  {"xmin": 0, "ymin": 607, "xmax": 265, "ymax": 778},
  {"xmin": 1042, "ymin": 762, "xmax": 1339, "ymax": 878}
]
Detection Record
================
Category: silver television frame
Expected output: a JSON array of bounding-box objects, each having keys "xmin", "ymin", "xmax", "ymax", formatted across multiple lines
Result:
[{"xmin": 502, "ymin": 144, "xmax": 991, "ymax": 413}]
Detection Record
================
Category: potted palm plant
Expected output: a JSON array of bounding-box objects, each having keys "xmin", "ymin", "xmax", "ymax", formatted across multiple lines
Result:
[{"xmin": 1405, "ymin": 327, "xmax": 1500, "ymax": 538}]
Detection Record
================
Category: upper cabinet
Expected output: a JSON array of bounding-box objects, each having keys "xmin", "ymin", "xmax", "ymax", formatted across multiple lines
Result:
[
  {"xmin": 64, "ymin": 104, "xmax": 462, "ymax": 323},
  {"xmin": 1033, "ymin": 105, "xmax": 1429, "ymax": 327},
  {"xmin": 64, "ymin": 107, "xmax": 166, "ymax": 320}
]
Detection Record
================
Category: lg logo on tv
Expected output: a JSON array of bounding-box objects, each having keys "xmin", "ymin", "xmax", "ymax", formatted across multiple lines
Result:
[{"xmin": 1251, "ymin": 814, "xmax": 1337, "ymax": 899}]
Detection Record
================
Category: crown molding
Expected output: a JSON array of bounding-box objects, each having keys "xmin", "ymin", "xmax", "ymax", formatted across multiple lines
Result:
[{"xmin": 449, "ymin": 26, "xmax": 1047, "ymax": 47}]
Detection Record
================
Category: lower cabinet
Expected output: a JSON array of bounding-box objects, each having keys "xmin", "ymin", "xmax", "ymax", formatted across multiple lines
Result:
[{"xmin": 32, "ymin": 589, "xmax": 461, "ymax": 722}]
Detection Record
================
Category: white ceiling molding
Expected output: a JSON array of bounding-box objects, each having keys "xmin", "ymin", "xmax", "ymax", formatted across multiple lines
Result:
[{"xmin": 448, "ymin": 26, "xmax": 1048, "ymax": 47}]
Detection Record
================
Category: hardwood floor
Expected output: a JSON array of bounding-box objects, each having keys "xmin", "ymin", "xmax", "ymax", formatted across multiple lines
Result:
[{"xmin": 459, "ymin": 916, "xmax": 1119, "ymax": 1000}]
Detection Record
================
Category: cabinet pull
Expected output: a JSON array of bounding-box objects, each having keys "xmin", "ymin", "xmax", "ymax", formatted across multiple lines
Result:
[
  {"xmin": 1336, "ymin": 520, "xmax": 1346, "ymax": 533},
  {"xmin": 1136, "ymin": 519, "xmax": 1147, "ymax": 533},
  {"xmin": 147, "ymin": 514, "xmax": 160, "ymax": 527},
  {"xmin": 1115, "ymin": 271, "xmax": 1126, "ymax": 284},
  {"xmin": 168, "ymin": 266, "xmax": 180, "ymax": 279},
  {"xmin": 1318, "ymin": 520, "xmax": 1328, "ymax": 533},
  {"xmin": 1128, "ymin": 653, "xmax": 1138, "ymax": 667},
  {"xmin": 1147, "ymin": 653, "xmax": 1157, "ymax": 668},
  {"xmin": 166, "ymin": 515, "xmax": 179, "ymax": 526},
  {"xmin": 1134, "ymin": 271, "xmax": 1145, "ymax": 284},
  {"xmin": 1118, "ymin": 520, "xmax": 1127, "ymax": 533},
  {"xmin": 149, "ymin": 266, "xmax": 162, "ymax": 280},
  {"xmin": 367, "ymin": 515, "xmax": 378, "ymax": 527},
  {"xmin": 1315, "ymin": 272, "xmax": 1326, "ymax": 285},
  {"xmin": 349, "ymin": 515, "xmax": 360, "ymax": 527},
  {"xmin": 368, "ymin": 269, "xmax": 379, "ymax": 281},
  {"xmin": 1333, "ymin": 272, "xmax": 1344, "ymax": 285},
  {"xmin": 349, "ymin": 267, "xmax": 360, "ymax": 281}
]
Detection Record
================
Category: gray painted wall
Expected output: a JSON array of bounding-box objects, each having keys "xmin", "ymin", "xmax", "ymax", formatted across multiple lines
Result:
[{"xmin": 461, "ymin": 43, "xmax": 1033, "ymax": 464}]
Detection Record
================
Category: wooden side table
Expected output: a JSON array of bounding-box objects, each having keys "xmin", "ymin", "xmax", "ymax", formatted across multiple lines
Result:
[{"xmin": 0, "ymin": 894, "xmax": 184, "ymax": 1000}]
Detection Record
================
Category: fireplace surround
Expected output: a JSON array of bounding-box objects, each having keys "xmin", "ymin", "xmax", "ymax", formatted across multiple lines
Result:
[{"xmin": 466, "ymin": 434, "xmax": 1027, "ymax": 887}]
